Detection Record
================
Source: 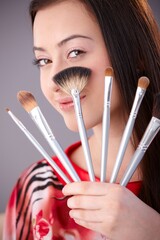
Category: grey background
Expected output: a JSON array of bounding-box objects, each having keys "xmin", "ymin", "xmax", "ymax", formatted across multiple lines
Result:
[{"xmin": 0, "ymin": 0, "xmax": 159, "ymax": 213}]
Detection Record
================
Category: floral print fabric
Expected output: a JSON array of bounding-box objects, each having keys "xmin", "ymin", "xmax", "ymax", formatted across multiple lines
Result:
[{"xmin": 3, "ymin": 142, "xmax": 142, "ymax": 239}]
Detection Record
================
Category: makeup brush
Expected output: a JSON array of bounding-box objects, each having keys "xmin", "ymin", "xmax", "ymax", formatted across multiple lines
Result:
[
  {"xmin": 110, "ymin": 76, "xmax": 150, "ymax": 183},
  {"xmin": 100, "ymin": 67, "xmax": 113, "ymax": 182},
  {"xmin": 6, "ymin": 108, "xmax": 71, "ymax": 184},
  {"xmin": 120, "ymin": 93, "xmax": 160, "ymax": 186},
  {"xmin": 53, "ymin": 66, "xmax": 95, "ymax": 182},
  {"xmin": 17, "ymin": 91, "xmax": 80, "ymax": 182}
]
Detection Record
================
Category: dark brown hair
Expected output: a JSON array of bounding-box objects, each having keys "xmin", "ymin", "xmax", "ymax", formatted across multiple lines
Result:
[{"xmin": 29, "ymin": 0, "xmax": 160, "ymax": 212}]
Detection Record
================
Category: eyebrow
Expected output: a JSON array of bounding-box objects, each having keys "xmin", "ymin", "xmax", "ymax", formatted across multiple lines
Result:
[
  {"xmin": 57, "ymin": 34, "xmax": 93, "ymax": 46},
  {"xmin": 33, "ymin": 46, "xmax": 45, "ymax": 52},
  {"xmin": 33, "ymin": 34, "xmax": 93, "ymax": 52}
]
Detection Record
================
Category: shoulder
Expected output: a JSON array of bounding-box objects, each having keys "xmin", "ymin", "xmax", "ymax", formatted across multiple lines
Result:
[
  {"xmin": 4, "ymin": 157, "xmax": 65, "ymax": 239},
  {"xmin": 16, "ymin": 140, "xmax": 82, "ymax": 192},
  {"xmin": 17, "ymin": 158, "xmax": 64, "ymax": 191}
]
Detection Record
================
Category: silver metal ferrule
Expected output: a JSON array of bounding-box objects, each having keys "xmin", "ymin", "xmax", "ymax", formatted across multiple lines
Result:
[
  {"xmin": 130, "ymin": 87, "xmax": 146, "ymax": 118},
  {"xmin": 71, "ymin": 89, "xmax": 82, "ymax": 118},
  {"xmin": 47, "ymin": 137, "xmax": 80, "ymax": 182},
  {"xmin": 30, "ymin": 106, "xmax": 55, "ymax": 140},
  {"xmin": 120, "ymin": 116, "xmax": 160, "ymax": 186},
  {"xmin": 71, "ymin": 88, "xmax": 95, "ymax": 182},
  {"xmin": 104, "ymin": 76, "xmax": 112, "ymax": 105},
  {"xmin": 8, "ymin": 110, "xmax": 27, "ymax": 132},
  {"xmin": 29, "ymin": 106, "xmax": 80, "ymax": 182},
  {"xmin": 110, "ymin": 86, "xmax": 146, "ymax": 183},
  {"xmin": 138, "ymin": 117, "xmax": 160, "ymax": 152},
  {"xmin": 101, "ymin": 76, "xmax": 113, "ymax": 182},
  {"xmin": 8, "ymin": 110, "xmax": 71, "ymax": 184}
]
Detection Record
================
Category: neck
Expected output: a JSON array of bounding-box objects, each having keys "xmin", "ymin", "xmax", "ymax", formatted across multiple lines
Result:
[
  {"xmin": 91, "ymin": 108, "xmax": 126, "ymax": 147},
  {"xmin": 89, "ymin": 112, "xmax": 127, "ymax": 180},
  {"xmin": 71, "ymin": 109, "xmax": 141, "ymax": 182}
]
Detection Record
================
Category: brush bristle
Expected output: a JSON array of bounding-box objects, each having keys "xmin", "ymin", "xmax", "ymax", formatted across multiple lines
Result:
[
  {"xmin": 53, "ymin": 66, "xmax": 91, "ymax": 94},
  {"xmin": 105, "ymin": 67, "xmax": 113, "ymax": 77},
  {"xmin": 138, "ymin": 76, "xmax": 150, "ymax": 89},
  {"xmin": 17, "ymin": 91, "xmax": 38, "ymax": 112},
  {"xmin": 153, "ymin": 93, "xmax": 160, "ymax": 119}
]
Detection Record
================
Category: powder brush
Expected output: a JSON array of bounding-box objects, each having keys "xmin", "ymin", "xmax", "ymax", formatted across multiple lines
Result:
[
  {"xmin": 53, "ymin": 66, "xmax": 95, "ymax": 181},
  {"xmin": 100, "ymin": 67, "xmax": 113, "ymax": 182},
  {"xmin": 6, "ymin": 108, "xmax": 71, "ymax": 184},
  {"xmin": 110, "ymin": 76, "xmax": 150, "ymax": 183},
  {"xmin": 17, "ymin": 90, "xmax": 80, "ymax": 182},
  {"xmin": 120, "ymin": 93, "xmax": 160, "ymax": 186}
]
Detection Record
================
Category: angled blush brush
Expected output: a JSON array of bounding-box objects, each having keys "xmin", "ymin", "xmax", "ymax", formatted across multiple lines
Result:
[
  {"xmin": 100, "ymin": 67, "xmax": 113, "ymax": 182},
  {"xmin": 17, "ymin": 90, "xmax": 80, "ymax": 182},
  {"xmin": 53, "ymin": 66, "xmax": 95, "ymax": 182},
  {"xmin": 6, "ymin": 108, "xmax": 71, "ymax": 184},
  {"xmin": 120, "ymin": 93, "xmax": 160, "ymax": 186},
  {"xmin": 110, "ymin": 76, "xmax": 150, "ymax": 183}
]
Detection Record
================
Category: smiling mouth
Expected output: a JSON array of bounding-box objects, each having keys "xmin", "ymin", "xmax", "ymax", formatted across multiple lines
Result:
[{"xmin": 57, "ymin": 95, "xmax": 85, "ymax": 111}]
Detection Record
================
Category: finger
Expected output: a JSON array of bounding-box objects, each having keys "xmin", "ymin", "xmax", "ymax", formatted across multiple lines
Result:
[
  {"xmin": 69, "ymin": 209, "xmax": 103, "ymax": 223},
  {"xmin": 62, "ymin": 181, "xmax": 111, "ymax": 196},
  {"xmin": 67, "ymin": 195, "xmax": 102, "ymax": 210},
  {"xmin": 74, "ymin": 218, "xmax": 101, "ymax": 230},
  {"xmin": 74, "ymin": 219, "xmax": 110, "ymax": 240}
]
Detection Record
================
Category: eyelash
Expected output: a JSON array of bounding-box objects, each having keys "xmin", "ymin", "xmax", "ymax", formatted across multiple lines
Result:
[
  {"xmin": 33, "ymin": 58, "xmax": 51, "ymax": 68},
  {"xmin": 33, "ymin": 49, "xmax": 86, "ymax": 67},
  {"xmin": 67, "ymin": 49, "xmax": 86, "ymax": 58}
]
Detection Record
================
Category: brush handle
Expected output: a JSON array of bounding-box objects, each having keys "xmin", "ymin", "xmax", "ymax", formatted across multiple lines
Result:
[
  {"xmin": 48, "ymin": 137, "xmax": 81, "ymax": 182},
  {"xmin": 71, "ymin": 89, "xmax": 95, "ymax": 182},
  {"xmin": 100, "ymin": 75, "xmax": 112, "ymax": 182},
  {"xmin": 120, "ymin": 117, "xmax": 160, "ymax": 186},
  {"xmin": 30, "ymin": 107, "xmax": 81, "ymax": 182},
  {"xmin": 110, "ymin": 87, "xmax": 146, "ymax": 183},
  {"xmin": 7, "ymin": 110, "xmax": 71, "ymax": 184},
  {"xmin": 30, "ymin": 107, "xmax": 55, "ymax": 139}
]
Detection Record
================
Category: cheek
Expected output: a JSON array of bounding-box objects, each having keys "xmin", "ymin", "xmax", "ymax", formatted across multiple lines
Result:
[
  {"xmin": 40, "ymin": 69, "xmax": 54, "ymax": 94},
  {"xmin": 40, "ymin": 77, "xmax": 44, "ymax": 89},
  {"xmin": 40, "ymin": 78, "xmax": 56, "ymax": 110},
  {"xmin": 92, "ymin": 46, "xmax": 111, "ymax": 71},
  {"xmin": 87, "ymin": 68, "xmax": 105, "ymax": 98},
  {"xmin": 40, "ymin": 78, "xmax": 49, "ymax": 99},
  {"xmin": 62, "ymin": 114, "xmax": 79, "ymax": 132},
  {"xmin": 87, "ymin": 55, "xmax": 111, "ymax": 92}
]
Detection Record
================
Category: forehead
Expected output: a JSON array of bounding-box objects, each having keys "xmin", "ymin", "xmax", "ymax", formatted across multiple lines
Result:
[{"xmin": 33, "ymin": 0, "xmax": 98, "ymax": 43}]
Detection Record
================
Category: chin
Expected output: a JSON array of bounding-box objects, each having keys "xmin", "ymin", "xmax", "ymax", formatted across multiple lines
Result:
[
  {"xmin": 63, "ymin": 116, "xmax": 99, "ymax": 133},
  {"xmin": 64, "ymin": 119, "xmax": 79, "ymax": 132}
]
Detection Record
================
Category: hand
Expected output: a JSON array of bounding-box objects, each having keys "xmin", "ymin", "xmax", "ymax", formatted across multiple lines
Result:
[{"xmin": 62, "ymin": 182, "xmax": 160, "ymax": 240}]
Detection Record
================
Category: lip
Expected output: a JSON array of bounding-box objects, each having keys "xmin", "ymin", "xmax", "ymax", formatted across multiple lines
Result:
[{"xmin": 56, "ymin": 95, "xmax": 86, "ymax": 111}]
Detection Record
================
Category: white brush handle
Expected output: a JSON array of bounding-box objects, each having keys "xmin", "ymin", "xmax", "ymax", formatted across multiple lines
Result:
[
  {"xmin": 120, "ymin": 117, "xmax": 160, "ymax": 186},
  {"xmin": 100, "ymin": 75, "xmax": 112, "ymax": 182},
  {"xmin": 29, "ymin": 107, "xmax": 81, "ymax": 182},
  {"xmin": 47, "ymin": 137, "xmax": 80, "ymax": 182},
  {"xmin": 110, "ymin": 87, "xmax": 146, "ymax": 183},
  {"xmin": 71, "ymin": 89, "xmax": 95, "ymax": 182},
  {"xmin": 7, "ymin": 110, "xmax": 71, "ymax": 184}
]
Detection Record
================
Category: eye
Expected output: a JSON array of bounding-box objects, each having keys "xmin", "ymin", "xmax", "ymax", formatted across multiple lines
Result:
[
  {"xmin": 33, "ymin": 58, "xmax": 52, "ymax": 67},
  {"xmin": 68, "ymin": 49, "xmax": 86, "ymax": 59}
]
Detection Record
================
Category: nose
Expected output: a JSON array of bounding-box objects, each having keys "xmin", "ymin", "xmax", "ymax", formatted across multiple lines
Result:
[
  {"xmin": 48, "ymin": 76, "xmax": 60, "ymax": 92},
  {"xmin": 47, "ymin": 61, "xmax": 67, "ymax": 92}
]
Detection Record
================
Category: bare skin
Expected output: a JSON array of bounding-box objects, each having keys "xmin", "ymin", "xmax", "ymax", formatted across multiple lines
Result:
[
  {"xmin": 33, "ymin": 0, "xmax": 160, "ymax": 238},
  {"xmin": 63, "ymin": 181, "xmax": 160, "ymax": 239},
  {"xmin": 33, "ymin": 0, "xmax": 137, "ymax": 183}
]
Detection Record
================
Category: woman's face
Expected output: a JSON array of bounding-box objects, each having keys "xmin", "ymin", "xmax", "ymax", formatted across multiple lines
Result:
[{"xmin": 33, "ymin": 0, "xmax": 122, "ymax": 131}]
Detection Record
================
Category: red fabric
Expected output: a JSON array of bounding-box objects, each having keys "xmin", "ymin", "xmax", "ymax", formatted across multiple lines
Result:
[
  {"xmin": 3, "ymin": 141, "xmax": 142, "ymax": 240},
  {"xmin": 53, "ymin": 141, "xmax": 142, "ymax": 194}
]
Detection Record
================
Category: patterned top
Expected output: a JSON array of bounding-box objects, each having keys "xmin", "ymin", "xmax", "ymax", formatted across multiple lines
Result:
[{"xmin": 3, "ymin": 142, "xmax": 142, "ymax": 240}]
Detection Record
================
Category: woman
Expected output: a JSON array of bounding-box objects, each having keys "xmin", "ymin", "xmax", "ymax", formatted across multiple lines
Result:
[{"xmin": 3, "ymin": 0, "xmax": 160, "ymax": 239}]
